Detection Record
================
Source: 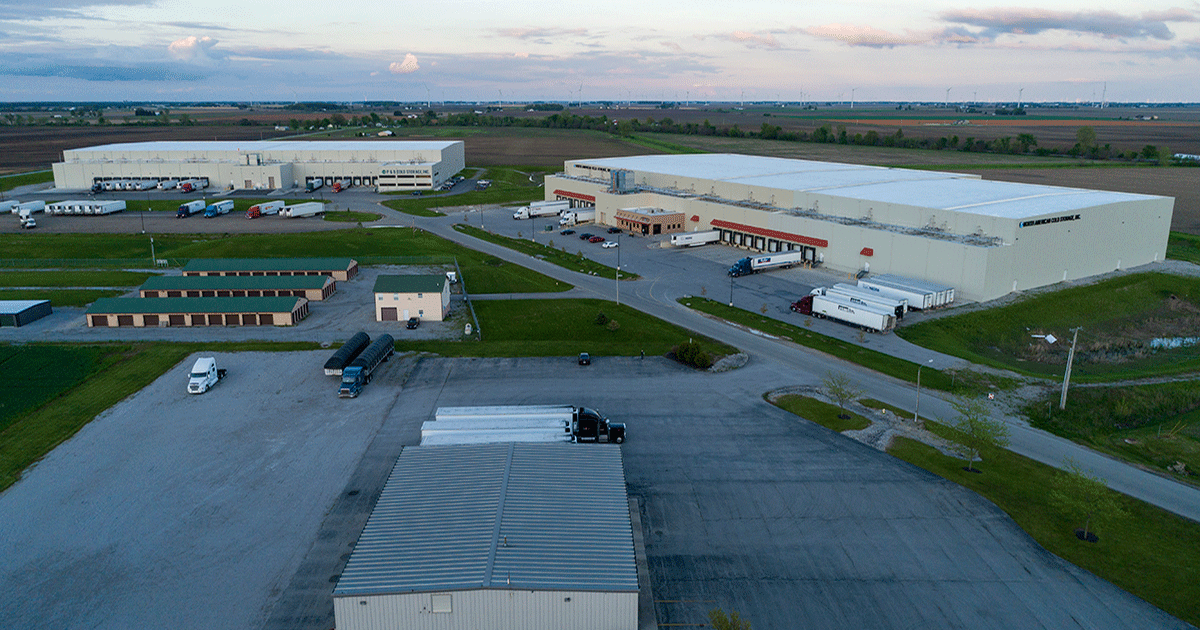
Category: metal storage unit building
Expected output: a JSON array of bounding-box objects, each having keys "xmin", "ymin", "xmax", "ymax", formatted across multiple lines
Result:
[
  {"xmin": 85, "ymin": 296, "xmax": 308, "ymax": 327},
  {"xmin": 0, "ymin": 300, "xmax": 53, "ymax": 327},
  {"xmin": 52, "ymin": 140, "xmax": 465, "ymax": 192},
  {"xmin": 545, "ymin": 154, "xmax": 1174, "ymax": 302},
  {"xmin": 139, "ymin": 274, "xmax": 336, "ymax": 301},
  {"xmin": 182, "ymin": 257, "xmax": 358, "ymax": 281},
  {"xmin": 334, "ymin": 442, "xmax": 638, "ymax": 630}
]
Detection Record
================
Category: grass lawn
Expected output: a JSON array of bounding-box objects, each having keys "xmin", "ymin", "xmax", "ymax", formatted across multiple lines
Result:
[
  {"xmin": 322, "ymin": 210, "xmax": 382, "ymax": 223},
  {"xmin": 888, "ymin": 435, "xmax": 1200, "ymax": 628},
  {"xmin": 454, "ymin": 224, "xmax": 636, "ymax": 280},
  {"xmin": 0, "ymin": 228, "xmax": 570, "ymax": 294},
  {"xmin": 381, "ymin": 166, "xmax": 555, "ymax": 216},
  {"xmin": 897, "ymin": 272, "xmax": 1200, "ymax": 381},
  {"xmin": 1168, "ymin": 231, "xmax": 1200, "ymax": 264},
  {"xmin": 772, "ymin": 394, "xmax": 870, "ymax": 432},
  {"xmin": 680, "ymin": 296, "xmax": 1020, "ymax": 394},
  {"xmin": 0, "ymin": 289, "xmax": 126, "ymax": 306},
  {"xmin": 0, "ymin": 170, "xmax": 53, "ymax": 193},
  {"xmin": 398, "ymin": 298, "xmax": 737, "ymax": 359},
  {"xmin": 0, "ymin": 341, "xmax": 319, "ymax": 491},
  {"xmin": 1023, "ymin": 382, "xmax": 1200, "ymax": 486},
  {"xmin": 0, "ymin": 270, "xmax": 158, "ymax": 287}
]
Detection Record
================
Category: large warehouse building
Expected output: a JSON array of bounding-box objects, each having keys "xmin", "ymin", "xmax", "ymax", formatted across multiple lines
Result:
[
  {"xmin": 333, "ymin": 443, "xmax": 638, "ymax": 630},
  {"xmin": 545, "ymin": 154, "xmax": 1174, "ymax": 302},
  {"xmin": 52, "ymin": 140, "xmax": 465, "ymax": 192}
]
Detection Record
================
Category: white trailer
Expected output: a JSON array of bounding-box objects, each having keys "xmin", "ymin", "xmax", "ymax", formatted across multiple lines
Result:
[
  {"xmin": 158, "ymin": 179, "xmax": 179, "ymax": 190},
  {"xmin": 513, "ymin": 200, "xmax": 570, "ymax": 219},
  {"xmin": 871, "ymin": 274, "xmax": 955, "ymax": 308},
  {"xmin": 2, "ymin": 200, "xmax": 22, "ymax": 214},
  {"xmin": 670, "ymin": 230, "xmax": 721, "ymax": 247},
  {"xmin": 435, "ymin": 404, "xmax": 577, "ymax": 422},
  {"xmin": 134, "ymin": 180, "xmax": 158, "ymax": 191},
  {"xmin": 48, "ymin": 200, "xmax": 125, "ymax": 215},
  {"xmin": 858, "ymin": 276, "xmax": 954, "ymax": 310},
  {"xmin": 422, "ymin": 417, "xmax": 571, "ymax": 432},
  {"xmin": 15, "ymin": 201, "xmax": 45, "ymax": 216},
  {"xmin": 827, "ymin": 284, "xmax": 908, "ymax": 318},
  {"xmin": 281, "ymin": 202, "xmax": 326, "ymax": 218},
  {"xmin": 727, "ymin": 250, "xmax": 807, "ymax": 277},
  {"xmin": 559, "ymin": 208, "xmax": 596, "ymax": 226},
  {"xmin": 420, "ymin": 428, "xmax": 575, "ymax": 446},
  {"xmin": 793, "ymin": 293, "xmax": 896, "ymax": 332},
  {"xmin": 203, "ymin": 200, "xmax": 235, "ymax": 217},
  {"xmin": 176, "ymin": 199, "xmax": 206, "ymax": 218}
]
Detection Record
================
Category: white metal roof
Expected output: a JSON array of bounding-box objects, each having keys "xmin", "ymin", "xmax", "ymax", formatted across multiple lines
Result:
[
  {"xmin": 333, "ymin": 442, "xmax": 637, "ymax": 597},
  {"xmin": 68, "ymin": 140, "xmax": 461, "ymax": 153},
  {"xmin": 571, "ymin": 154, "xmax": 1167, "ymax": 219},
  {"xmin": 0, "ymin": 300, "xmax": 50, "ymax": 314}
]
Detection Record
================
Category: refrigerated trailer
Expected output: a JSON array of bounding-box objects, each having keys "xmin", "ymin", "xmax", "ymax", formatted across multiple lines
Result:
[
  {"xmin": 158, "ymin": 179, "xmax": 179, "ymax": 190},
  {"xmin": 670, "ymin": 230, "xmax": 722, "ymax": 247},
  {"xmin": 176, "ymin": 200, "xmax": 205, "ymax": 218},
  {"xmin": 47, "ymin": 200, "xmax": 125, "ymax": 215},
  {"xmin": 513, "ymin": 200, "xmax": 569, "ymax": 219},
  {"xmin": 869, "ymin": 274, "xmax": 955, "ymax": 308},
  {"xmin": 825, "ymin": 284, "xmax": 908, "ymax": 319},
  {"xmin": 305, "ymin": 178, "xmax": 324, "ymax": 193},
  {"xmin": 792, "ymin": 293, "xmax": 896, "ymax": 333},
  {"xmin": 282, "ymin": 202, "xmax": 326, "ymax": 218},
  {"xmin": 728, "ymin": 250, "xmax": 807, "ymax": 277},
  {"xmin": 420, "ymin": 428, "xmax": 576, "ymax": 446},
  {"xmin": 203, "ymin": 200, "xmax": 234, "ymax": 217},
  {"xmin": 432, "ymin": 405, "xmax": 625, "ymax": 443},
  {"xmin": 857, "ymin": 276, "xmax": 954, "ymax": 310}
]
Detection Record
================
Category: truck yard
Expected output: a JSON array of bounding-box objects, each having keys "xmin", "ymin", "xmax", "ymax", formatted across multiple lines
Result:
[{"xmin": 0, "ymin": 353, "xmax": 1183, "ymax": 630}]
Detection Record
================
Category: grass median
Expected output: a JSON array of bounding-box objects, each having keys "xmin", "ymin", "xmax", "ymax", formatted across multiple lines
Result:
[
  {"xmin": 0, "ymin": 270, "xmax": 158, "ymax": 287},
  {"xmin": 680, "ymin": 296, "xmax": 1018, "ymax": 393},
  {"xmin": 0, "ymin": 170, "xmax": 53, "ymax": 193}
]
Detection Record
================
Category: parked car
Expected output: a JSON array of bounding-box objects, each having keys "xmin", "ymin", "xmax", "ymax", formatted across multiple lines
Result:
[
  {"xmin": 578, "ymin": 232, "xmax": 593, "ymax": 240},
  {"xmin": 588, "ymin": 236, "xmax": 606, "ymax": 243},
  {"xmin": 406, "ymin": 317, "xmax": 420, "ymax": 329},
  {"xmin": 607, "ymin": 227, "xmax": 622, "ymax": 234},
  {"xmin": 578, "ymin": 352, "xmax": 591, "ymax": 366},
  {"xmin": 601, "ymin": 241, "xmax": 618, "ymax": 248},
  {"xmin": 560, "ymin": 229, "xmax": 575, "ymax": 235}
]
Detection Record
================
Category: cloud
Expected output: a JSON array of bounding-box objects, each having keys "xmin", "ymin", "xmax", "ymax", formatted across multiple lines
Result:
[
  {"xmin": 802, "ymin": 24, "xmax": 931, "ymax": 48},
  {"xmin": 496, "ymin": 27, "xmax": 588, "ymax": 40},
  {"xmin": 939, "ymin": 7, "xmax": 1199, "ymax": 41},
  {"xmin": 389, "ymin": 53, "xmax": 420, "ymax": 74},
  {"xmin": 514, "ymin": 52, "xmax": 529, "ymax": 58},
  {"xmin": 728, "ymin": 30, "xmax": 779, "ymax": 49},
  {"xmin": 661, "ymin": 41, "xmax": 684, "ymax": 53},
  {"xmin": 168, "ymin": 36, "xmax": 221, "ymax": 64}
]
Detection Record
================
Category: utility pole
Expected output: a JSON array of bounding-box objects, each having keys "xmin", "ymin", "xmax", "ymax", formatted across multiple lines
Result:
[
  {"xmin": 914, "ymin": 359, "xmax": 933, "ymax": 422},
  {"xmin": 1059, "ymin": 327, "xmax": 1082, "ymax": 410}
]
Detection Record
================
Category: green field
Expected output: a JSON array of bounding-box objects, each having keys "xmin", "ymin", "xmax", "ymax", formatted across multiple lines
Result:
[
  {"xmin": 772, "ymin": 394, "xmax": 870, "ymax": 432},
  {"xmin": 0, "ymin": 228, "xmax": 571, "ymax": 294},
  {"xmin": 1024, "ymin": 382, "xmax": 1200, "ymax": 485},
  {"xmin": 322, "ymin": 210, "xmax": 382, "ymax": 223},
  {"xmin": 0, "ymin": 270, "xmax": 157, "ymax": 287},
  {"xmin": 381, "ymin": 166, "xmax": 553, "ymax": 216},
  {"xmin": 1168, "ymin": 232, "xmax": 1200, "ymax": 264},
  {"xmin": 0, "ymin": 289, "xmax": 126, "ymax": 306},
  {"xmin": 0, "ymin": 170, "xmax": 53, "ymax": 193},
  {"xmin": 0, "ymin": 345, "xmax": 117, "ymax": 431},
  {"xmin": 897, "ymin": 272, "xmax": 1200, "ymax": 381}
]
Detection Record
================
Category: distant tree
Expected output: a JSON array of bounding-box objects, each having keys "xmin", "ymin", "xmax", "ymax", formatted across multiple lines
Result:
[
  {"xmin": 709, "ymin": 608, "xmax": 751, "ymax": 630},
  {"xmin": 822, "ymin": 371, "xmax": 862, "ymax": 419},
  {"xmin": 948, "ymin": 396, "xmax": 1010, "ymax": 471},
  {"xmin": 330, "ymin": 114, "xmax": 347, "ymax": 127},
  {"xmin": 616, "ymin": 119, "xmax": 634, "ymax": 137},
  {"xmin": 1076, "ymin": 126, "xmax": 1097, "ymax": 153},
  {"xmin": 1050, "ymin": 458, "xmax": 1127, "ymax": 542},
  {"xmin": 1016, "ymin": 133, "xmax": 1038, "ymax": 153},
  {"xmin": 1158, "ymin": 145, "xmax": 1172, "ymax": 166},
  {"xmin": 176, "ymin": 113, "xmax": 192, "ymax": 126}
]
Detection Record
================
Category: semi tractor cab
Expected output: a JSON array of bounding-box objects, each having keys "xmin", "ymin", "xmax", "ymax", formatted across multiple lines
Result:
[
  {"xmin": 573, "ymin": 407, "xmax": 625, "ymax": 443},
  {"xmin": 338, "ymin": 334, "xmax": 394, "ymax": 398}
]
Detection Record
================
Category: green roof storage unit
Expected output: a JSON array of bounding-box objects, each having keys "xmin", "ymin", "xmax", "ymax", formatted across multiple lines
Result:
[
  {"xmin": 373, "ymin": 274, "xmax": 450, "ymax": 322},
  {"xmin": 0, "ymin": 300, "xmax": 53, "ymax": 327},
  {"xmin": 139, "ymin": 275, "xmax": 336, "ymax": 301},
  {"xmin": 182, "ymin": 257, "xmax": 358, "ymax": 281},
  {"xmin": 85, "ymin": 296, "xmax": 308, "ymax": 327}
]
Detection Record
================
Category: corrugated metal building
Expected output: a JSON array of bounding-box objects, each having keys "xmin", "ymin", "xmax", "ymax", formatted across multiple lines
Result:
[
  {"xmin": 0, "ymin": 300, "xmax": 53, "ymax": 327},
  {"xmin": 52, "ymin": 140, "xmax": 465, "ymax": 192},
  {"xmin": 139, "ymin": 274, "xmax": 336, "ymax": 301},
  {"xmin": 334, "ymin": 443, "xmax": 638, "ymax": 630},
  {"xmin": 182, "ymin": 257, "xmax": 358, "ymax": 281},
  {"xmin": 372, "ymin": 274, "xmax": 450, "ymax": 321},
  {"xmin": 85, "ymin": 296, "xmax": 308, "ymax": 327},
  {"xmin": 545, "ymin": 154, "xmax": 1175, "ymax": 302}
]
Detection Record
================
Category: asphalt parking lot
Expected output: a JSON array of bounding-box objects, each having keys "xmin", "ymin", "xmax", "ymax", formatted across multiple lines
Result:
[{"xmin": 0, "ymin": 354, "xmax": 1184, "ymax": 629}]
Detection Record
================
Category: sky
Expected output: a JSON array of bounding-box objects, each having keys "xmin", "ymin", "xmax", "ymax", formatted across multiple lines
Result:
[{"xmin": 1, "ymin": 0, "xmax": 1199, "ymax": 103}]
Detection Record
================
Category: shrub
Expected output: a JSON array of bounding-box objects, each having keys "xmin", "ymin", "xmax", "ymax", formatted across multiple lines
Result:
[
  {"xmin": 594, "ymin": 312, "xmax": 608, "ymax": 325},
  {"xmin": 673, "ymin": 340, "xmax": 714, "ymax": 369}
]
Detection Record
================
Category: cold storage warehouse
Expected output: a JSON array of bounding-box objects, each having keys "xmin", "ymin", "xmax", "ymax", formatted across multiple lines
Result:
[
  {"xmin": 545, "ymin": 154, "xmax": 1174, "ymax": 302},
  {"xmin": 333, "ymin": 442, "xmax": 638, "ymax": 630}
]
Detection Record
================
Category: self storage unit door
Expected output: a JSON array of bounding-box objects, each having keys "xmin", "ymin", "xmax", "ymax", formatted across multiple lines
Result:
[{"xmin": 381, "ymin": 307, "xmax": 397, "ymax": 321}]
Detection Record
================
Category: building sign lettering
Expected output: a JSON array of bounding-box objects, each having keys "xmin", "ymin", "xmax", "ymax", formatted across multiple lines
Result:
[{"xmin": 1019, "ymin": 214, "xmax": 1081, "ymax": 228}]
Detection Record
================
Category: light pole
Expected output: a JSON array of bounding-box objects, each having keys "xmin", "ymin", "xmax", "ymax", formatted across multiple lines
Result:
[
  {"xmin": 729, "ymin": 274, "xmax": 734, "ymax": 307},
  {"xmin": 1060, "ymin": 327, "xmax": 1082, "ymax": 410},
  {"xmin": 149, "ymin": 236, "xmax": 156, "ymax": 265},
  {"xmin": 615, "ymin": 232, "xmax": 621, "ymax": 306},
  {"xmin": 914, "ymin": 358, "xmax": 934, "ymax": 422}
]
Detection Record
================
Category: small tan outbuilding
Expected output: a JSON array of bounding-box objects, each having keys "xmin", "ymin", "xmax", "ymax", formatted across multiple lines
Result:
[{"xmin": 373, "ymin": 275, "xmax": 450, "ymax": 322}]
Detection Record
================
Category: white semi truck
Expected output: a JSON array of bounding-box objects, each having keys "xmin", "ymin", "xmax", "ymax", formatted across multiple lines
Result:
[
  {"xmin": 791, "ymin": 292, "xmax": 896, "ymax": 333},
  {"xmin": 670, "ymin": 230, "xmax": 721, "ymax": 247},
  {"xmin": 187, "ymin": 357, "xmax": 227, "ymax": 394},
  {"xmin": 824, "ymin": 284, "xmax": 908, "ymax": 319},
  {"xmin": 513, "ymin": 200, "xmax": 569, "ymax": 220},
  {"xmin": 558, "ymin": 208, "xmax": 596, "ymax": 226},
  {"xmin": 282, "ymin": 202, "xmax": 326, "ymax": 218}
]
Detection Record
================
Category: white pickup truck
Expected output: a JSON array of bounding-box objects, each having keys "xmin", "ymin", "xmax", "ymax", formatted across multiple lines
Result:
[{"xmin": 187, "ymin": 357, "xmax": 227, "ymax": 394}]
